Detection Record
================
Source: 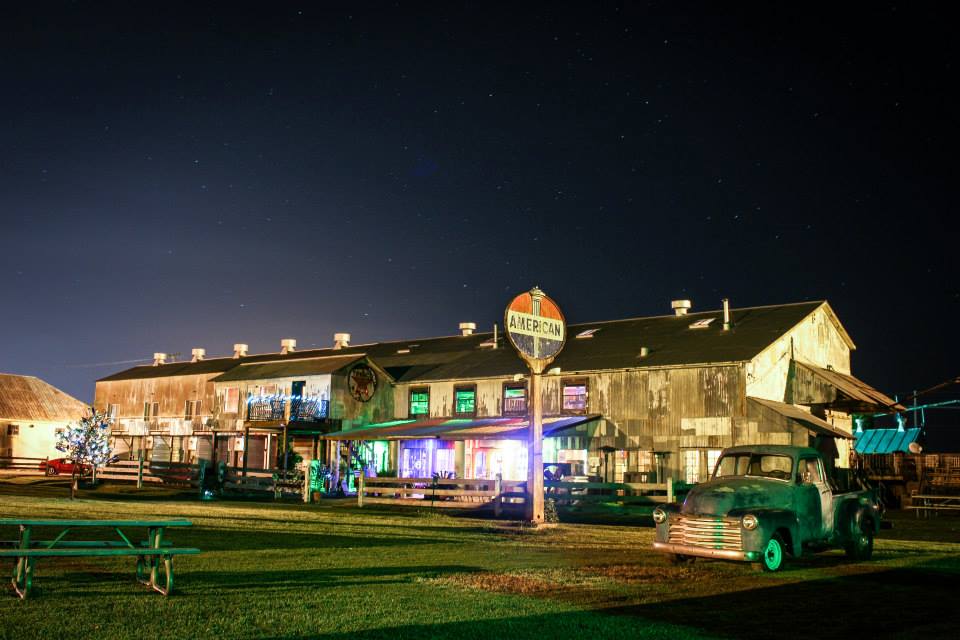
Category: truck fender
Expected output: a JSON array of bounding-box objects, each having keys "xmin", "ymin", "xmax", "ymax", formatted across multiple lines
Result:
[
  {"xmin": 836, "ymin": 498, "xmax": 880, "ymax": 541},
  {"xmin": 729, "ymin": 508, "xmax": 801, "ymax": 557}
]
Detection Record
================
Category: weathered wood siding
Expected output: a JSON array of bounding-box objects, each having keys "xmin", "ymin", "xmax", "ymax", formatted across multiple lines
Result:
[
  {"xmin": 94, "ymin": 374, "xmax": 218, "ymax": 422},
  {"xmin": 391, "ymin": 364, "xmax": 746, "ymax": 478},
  {"xmin": 330, "ymin": 369, "xmax": 393, "ymax": 430},
  {"xmin": 746, "ymin": 304, "xmax": 851, "ymax": 402},
  {"xmin": 213, "ymin": 374, "xmax": 332, "ymax": 422}
]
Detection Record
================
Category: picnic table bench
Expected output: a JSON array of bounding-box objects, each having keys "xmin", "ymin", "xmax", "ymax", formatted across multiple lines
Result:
[{"xmin": 0, "ymin": 518, "xmax": 200, "ymax": 599}]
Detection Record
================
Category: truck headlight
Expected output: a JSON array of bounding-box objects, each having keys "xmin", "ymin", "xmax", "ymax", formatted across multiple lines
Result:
[
  {"xmin": 652, "ymin": 507, "xmax": 667, "ymax": 524},
  {"xmin": 741, "ymin": 514, "xmax": 758, "ymax": 530}
]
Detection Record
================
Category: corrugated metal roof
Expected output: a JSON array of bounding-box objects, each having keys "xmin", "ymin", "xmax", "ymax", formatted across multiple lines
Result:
[
  {"xmin": 321, "ymin": 414, "xmax": 601, "ymax": 441},
  {"xmin": 854, "ymin": 428, "xmax": 922, "ymax": 454},
  {"xmin": 748, "ymin": 396, "xmax": 854, "ymax": 439},
  {"xmin": 210, "ymin": 355, "xmax": 365, "ymax": 382},
  {"xmin": 0, "ymin": 374, "xmax": 89, "ymax": 422},
  {"xmin": 793, "ymin": 361, "xmax": 905, "ymax": 412},
  {"xmin": 98, "ymin": 301, "xmax": 827, "ymax": 384}
]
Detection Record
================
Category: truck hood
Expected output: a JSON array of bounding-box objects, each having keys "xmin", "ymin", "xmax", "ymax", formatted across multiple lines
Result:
[{"xmin": 681, "ymin": 477, "xmax": 794, "ymax": 516}]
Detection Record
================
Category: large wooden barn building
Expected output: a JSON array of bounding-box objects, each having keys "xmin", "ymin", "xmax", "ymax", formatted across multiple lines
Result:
[{"xmin": 93, "ymin": 299, "xmax": 901, "ymax": 484}]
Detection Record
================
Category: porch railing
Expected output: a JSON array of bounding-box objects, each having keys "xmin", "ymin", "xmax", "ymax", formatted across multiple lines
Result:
[
  {"xmin": 247, "ymin": 397, "xmax": 286, "ymax": 421},
  {"xmin": 289, "ymin": 398, "xmax": 329, "ymax": 422}
]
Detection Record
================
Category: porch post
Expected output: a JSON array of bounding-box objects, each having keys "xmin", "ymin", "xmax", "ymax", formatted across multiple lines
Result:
[{"xmin": 242, "ymin": 426, "xmax": 250, "ymax": 477}]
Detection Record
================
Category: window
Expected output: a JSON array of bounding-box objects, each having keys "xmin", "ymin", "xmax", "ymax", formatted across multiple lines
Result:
[
  {"xmin": 7, "ymin": 425, "xmax": 18, "ymax": 436},
  {"xmin": 184, "ymin": 400, "xmax": 195, "ymax": 420},
  {"xmin": 715, "ymin": 453, "xmax": 794, "ymax": 481},
  {"xmin": 799, "ymin": 458, "xmax": 824, "ymax": 484},
  {"xmin": 706, "ymin": 449, "xmax": 722, "ymax": 477},
  {"xmin": 143, "ymin": 402, "xmax": 158, "ymax": 420},
  {"xmin": 561, "ymin": 379, "xmax": 588, "ymax": 413},
  {"xmin": 454, "ymin": 385, "xmax": 476, "ymax": 417},
  {"xmin": 684, "ymin": 450, "xmax": 701, "ymax": 484},
  {"xmin": 106, "ymin": 404, "xmax": 119, "ymax": 419},
  {"xmin": 409, "ymin": 388, "xmax": 429, "ymax": 417},
  {"xmin": 195, "ymin": 400, "xmax": 202, "ymax": 416},
  {"xmin": 688, "ymin": 318, "xmax": 715, "ymax": 329},
  {"xmin": 502, "ymin": 383, "xmax": 527, "ymax": 416},
  {"xmin": 222, "ymin": 387, "xmax": 240, "ymax": 414}
]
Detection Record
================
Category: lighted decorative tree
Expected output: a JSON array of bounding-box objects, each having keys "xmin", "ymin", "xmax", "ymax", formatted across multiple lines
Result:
[{"xmin": 55, "ymin": 408, "xmax": 114, "ymax": 499}]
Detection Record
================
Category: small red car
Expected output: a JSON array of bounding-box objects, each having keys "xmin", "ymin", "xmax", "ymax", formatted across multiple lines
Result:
[{"xmin": 39, "ymin": 458, "xmax": 91, "ymax": 476}]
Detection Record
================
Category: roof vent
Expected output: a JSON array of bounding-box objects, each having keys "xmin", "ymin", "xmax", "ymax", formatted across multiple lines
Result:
[
  {"xmin": 722, "ymin": 298, "xmax": 733, "ymax": 330},
  {"xmin": 689, "ymin": 318, "xmax": 715, "ymax": 329},
  {"xmin": 333, "ymin": 333, "xmax": 351, "ymax": 350},
  {"xmin": 233, "ymin": 343, "xmax": 248, "ymax": 358},
  {"xmin": 671, "ymin": 299, "xmax": 692, "ymax": 316},
  {"xmin": 639, "ymin": 346, "xmax": 650, "ymax": 358},
  {"xmin": 191, "ymin": 348, "xmax": 206, "ymax": 362},
  {"xmin": 280, "ymin": 338, "xmax": 296, "ymax": 354},
  {"xmin": 576, "ymin": 328, "xmax": 600, "ymax": 339},
  {"xmin": 459, "ymin": 322, "xmax": 477, "ymax": 336},
  {"xmin": 152, "ymin": 352, "xmax": 167, "ymax": 366}
]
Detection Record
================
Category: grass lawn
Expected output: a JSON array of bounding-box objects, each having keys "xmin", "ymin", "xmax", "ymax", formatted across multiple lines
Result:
[{"xmin": 1, "ymin": 478, "xmax": 960, "ymax": 639}]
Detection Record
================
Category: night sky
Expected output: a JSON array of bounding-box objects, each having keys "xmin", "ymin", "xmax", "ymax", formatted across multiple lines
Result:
[{"xmin": 1, "ymin": 3, "xmax": 955, "ymax": 410}]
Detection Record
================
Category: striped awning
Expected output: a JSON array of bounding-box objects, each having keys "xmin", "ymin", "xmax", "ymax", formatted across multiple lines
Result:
[
  {"xmin": 321, "ymin": 414, "xmax": 601, "ymax": 441},
  {"xmin": 855, "ymin": 428, "xmax": 922, "ymax": 454}
]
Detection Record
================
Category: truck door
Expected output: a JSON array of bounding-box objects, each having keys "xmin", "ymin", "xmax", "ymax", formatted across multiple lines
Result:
[{"xmin": 799, "ymin": 457, "xmax": 832, "ymax": 538}]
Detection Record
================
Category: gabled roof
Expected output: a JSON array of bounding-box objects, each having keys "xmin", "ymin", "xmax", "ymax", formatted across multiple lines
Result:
[
  {"xmin": 210, "ymin": 355, "xmax": 367, "ymax": 383},
  {"xmin": 97, "ymin": 300, "xmax": 830, "ymax": 384},
  {"xmin": 396, "ymin": 301, "xmax": 828, "ymax": 382},
  {"xmin": 0, "ymin": 373, "xmax": 89, "ymax": 422}
]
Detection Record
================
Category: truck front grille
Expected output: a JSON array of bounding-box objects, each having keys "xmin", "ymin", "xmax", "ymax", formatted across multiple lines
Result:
[{"xmin": 668, "ymin": 515, "xmax": 742, "ymax": 551}]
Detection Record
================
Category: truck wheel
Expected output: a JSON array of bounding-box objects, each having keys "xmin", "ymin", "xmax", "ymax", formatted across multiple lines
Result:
[
  {"xmin": 845, "ymin": 520, "xmax": 874, "ymax": 561},
  {"xmin": 760, "ymin": 533, "xmax": 785, "ymax": 572}
]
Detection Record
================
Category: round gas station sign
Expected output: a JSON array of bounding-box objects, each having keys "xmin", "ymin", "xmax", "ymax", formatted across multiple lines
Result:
[{"xmin": 504, "ymin": 286, "xmax": 566, "ymax": 369}]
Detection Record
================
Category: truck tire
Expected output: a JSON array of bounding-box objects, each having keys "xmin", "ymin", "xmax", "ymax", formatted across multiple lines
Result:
[
  {"xmin": 845, "ymin": 518, "xmax": 874, "ymax": 561},
  {"xmin": 760, "ymin": 533, "xmax": 786, "ymax": 572}
]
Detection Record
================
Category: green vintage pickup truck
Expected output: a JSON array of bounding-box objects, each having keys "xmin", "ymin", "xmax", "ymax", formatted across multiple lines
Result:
[{"xmin": 652, "ymin": 444, "xmax": 882, "ymax": 572}]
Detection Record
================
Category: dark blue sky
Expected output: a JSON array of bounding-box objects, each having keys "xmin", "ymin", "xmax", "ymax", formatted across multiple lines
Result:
[{"xmin": 0, "ymin": 2, "xmax": 955, "ymax": 404}]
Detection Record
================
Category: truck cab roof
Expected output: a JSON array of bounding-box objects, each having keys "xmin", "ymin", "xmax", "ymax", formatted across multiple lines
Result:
[{"xmin": 720, "ymin": 445, "xmax": 820, "ymax": 459}]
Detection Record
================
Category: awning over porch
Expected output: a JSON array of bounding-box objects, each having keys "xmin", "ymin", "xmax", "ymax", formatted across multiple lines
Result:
[
  {"xmin": 321, "ymin": 414, "xmax": 602, "ymax": 441},
  {"xmin": 854, "ymin": 427, "xmax": 922, "ymax": 454},
  {"xmin": 791, "ymin": 361, "xmax": 906, "ymax": 413},
  {"xmin": 748, "ymin": 396, "xmax": 854, "ymax": 439}
]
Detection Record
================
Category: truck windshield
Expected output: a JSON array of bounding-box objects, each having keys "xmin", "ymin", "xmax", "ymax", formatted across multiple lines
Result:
[{"xmin": 714, "ymin": 453, "xmax": 794, "ymax": 481}]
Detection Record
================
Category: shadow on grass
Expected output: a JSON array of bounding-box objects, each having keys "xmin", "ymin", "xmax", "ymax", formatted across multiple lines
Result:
[{"xmin": 263, "ymin": 561, "xmax": 960, "ymax": 640}]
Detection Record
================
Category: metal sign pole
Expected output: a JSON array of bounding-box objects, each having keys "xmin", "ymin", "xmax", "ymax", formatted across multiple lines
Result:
[{"xmin": 527, "ymin": 370, "xmax": 545, "ymax": 523}]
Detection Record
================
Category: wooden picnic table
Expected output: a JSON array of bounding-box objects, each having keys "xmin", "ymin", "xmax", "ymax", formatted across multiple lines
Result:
[
  {"xmin": 0, "ymin": 518, "xmax": 199, "ymax": 599},
  {"xmin": 908, "ymin": 494, "xmax": 960, "ymax": 518}
]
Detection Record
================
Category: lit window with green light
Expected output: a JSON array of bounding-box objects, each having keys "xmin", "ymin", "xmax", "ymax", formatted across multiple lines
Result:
[
  {"xmin": 454, "ymin": 386, "xmax": 476, "ymax": 416},
  {"xmin": 409, "ymin": 388, "xmax": 429, "ymax": 417},
  {"xmin": 503, "ymin": 383, "xmax": 527, "ymax": 416}
]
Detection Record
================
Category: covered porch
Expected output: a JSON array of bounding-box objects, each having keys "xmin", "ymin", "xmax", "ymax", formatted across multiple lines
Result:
[{"xmin": 323, "ymin": 415, "xmax": 601, "ymax": 482}]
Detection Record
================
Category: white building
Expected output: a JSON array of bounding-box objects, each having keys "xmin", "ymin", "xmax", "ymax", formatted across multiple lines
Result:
[{"xmin": 0, "ymin": 373, "xmax": 89, "ymax": 460}]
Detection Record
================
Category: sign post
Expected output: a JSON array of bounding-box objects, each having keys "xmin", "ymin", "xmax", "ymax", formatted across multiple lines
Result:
[{"xmin": 504, "ymin": 286, "xmax": 566, "ymax": 523}]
